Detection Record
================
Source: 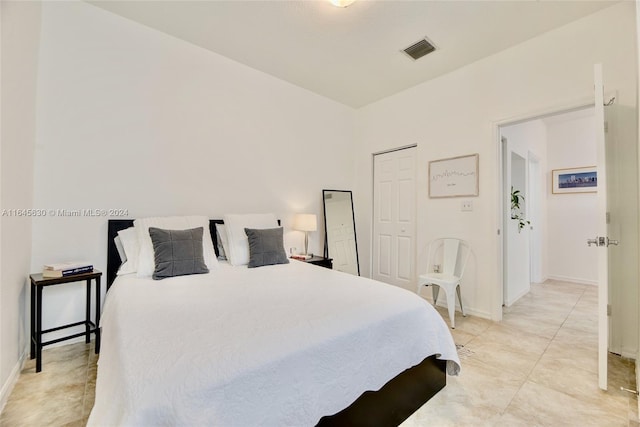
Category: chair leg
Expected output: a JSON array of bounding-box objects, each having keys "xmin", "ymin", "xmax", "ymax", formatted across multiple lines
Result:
[
  {"xmin": 417, "ymin": 283, "xmax": 423, "ymax": 296},
  {"xmin": 456, "ymin": 284, "xmax": 466, "ymax": 317},
  {"xmin": 432, "ymin": 285, "xmax": 440, "ymax": 305},
  {"xmin": 446, "ymin": 289, "xmax": 456, "ymax": 329}
]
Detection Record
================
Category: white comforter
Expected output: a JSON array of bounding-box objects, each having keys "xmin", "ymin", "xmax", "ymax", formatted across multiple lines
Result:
[{"xmin": 88, "ymin": 261, "xmax": 459, "ymax": 426}]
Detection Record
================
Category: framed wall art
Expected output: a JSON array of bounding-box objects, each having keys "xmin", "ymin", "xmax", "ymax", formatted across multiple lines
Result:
[
  {"xmin": 429, "ymin": 154, "xmax": 479, "ymax": 198},
  {"xmin": 552, "ymin": 166, "xmax": 597, "ymax": 194}
]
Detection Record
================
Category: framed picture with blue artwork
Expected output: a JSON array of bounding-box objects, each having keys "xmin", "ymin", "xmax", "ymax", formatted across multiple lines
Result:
[{"xmin": 552, "ymin": 166, "xmax": 597, "ymax": 194}]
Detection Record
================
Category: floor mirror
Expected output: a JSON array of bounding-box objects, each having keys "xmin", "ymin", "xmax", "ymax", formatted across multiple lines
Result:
[{"xmin": 322, "ymin": 190, "xmax": 360, "ymax": 276}]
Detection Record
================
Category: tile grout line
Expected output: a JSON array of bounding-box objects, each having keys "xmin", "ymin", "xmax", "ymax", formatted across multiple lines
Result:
[
  {"xmin": 81, "ymin": 353, "xmax": 90, "ymax": 421},
  {"xmin": 82, "ymin": 341, "xmax": 96, "ymax": 421},
  {"xmin": 502, "ymin": 284, "xmax": 631, "ymax": 423},
  {"xmin": 498, "ymin": 282, "xmax": 588, "ymax": 417}
]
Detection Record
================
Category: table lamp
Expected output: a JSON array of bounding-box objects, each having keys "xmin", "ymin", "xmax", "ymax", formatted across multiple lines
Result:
[{"xmin": 293, "ymin": 214, "xmax": 317, "ymax": 256}]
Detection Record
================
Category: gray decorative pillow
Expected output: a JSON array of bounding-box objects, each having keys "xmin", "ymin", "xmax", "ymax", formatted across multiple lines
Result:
[
  {"xmin": 244, "ymin": 227, "xmax": 289, "ymax": 268},
  {"xmin": 149, "ymin": 227, "xmax": 209, "ymax": 280}
]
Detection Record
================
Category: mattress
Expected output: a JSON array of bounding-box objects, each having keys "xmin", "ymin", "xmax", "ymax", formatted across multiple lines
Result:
[{"xmin": 88, "ymin": 260, "xmax": 460, "ymax": 426}]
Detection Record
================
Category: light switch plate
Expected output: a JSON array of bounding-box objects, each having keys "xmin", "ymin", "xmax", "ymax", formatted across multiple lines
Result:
[{"xmin": 461, "ymin": 200, "xmax": 473, "ymax": 211}]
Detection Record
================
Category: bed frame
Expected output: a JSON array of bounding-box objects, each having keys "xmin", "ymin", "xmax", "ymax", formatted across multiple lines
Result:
[{"xmin": 106, "ymin": 219, "xmax": 446, "ymax": 426}]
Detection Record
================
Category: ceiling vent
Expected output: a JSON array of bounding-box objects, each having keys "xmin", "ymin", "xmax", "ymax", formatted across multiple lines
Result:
[{"xmin": 403, "ymin": 38, "xmax": 436, "ymax": 61}]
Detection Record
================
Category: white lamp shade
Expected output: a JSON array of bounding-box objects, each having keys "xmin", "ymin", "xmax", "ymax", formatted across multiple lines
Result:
[{"xmin": 294, "ymin": 214, "xmax": 317, "ymax": 232}]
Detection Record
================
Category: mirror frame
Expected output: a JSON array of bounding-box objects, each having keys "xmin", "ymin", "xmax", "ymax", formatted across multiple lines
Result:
[{"xmin": 322, "ymin": 189, "xmax": 360, "ymax": 276}]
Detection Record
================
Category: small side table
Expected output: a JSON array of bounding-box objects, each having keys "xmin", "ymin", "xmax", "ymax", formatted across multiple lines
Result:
[
  {"xmin": 29, "ymin": 270, "xmax": 102, "ymax": 372},
  {"xmin": 292, "ymin": 256, "xmax": 333, "ymax": 270}
]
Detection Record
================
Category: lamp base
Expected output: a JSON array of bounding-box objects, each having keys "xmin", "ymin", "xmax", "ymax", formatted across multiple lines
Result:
[{"xmin": 303, "ymin": 231, "xmax": 309, "ymax": 256}]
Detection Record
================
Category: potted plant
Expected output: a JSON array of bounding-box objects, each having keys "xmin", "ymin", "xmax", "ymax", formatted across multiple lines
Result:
[{"xmin": 511, "ymin": 186, "xmax": 530, "ymax": 232}]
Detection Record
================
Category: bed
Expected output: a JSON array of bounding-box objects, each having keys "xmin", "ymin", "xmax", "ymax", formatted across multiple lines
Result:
[{"xmin": 89, "ymin": 219, "xmax": 460, "ymax": 426}]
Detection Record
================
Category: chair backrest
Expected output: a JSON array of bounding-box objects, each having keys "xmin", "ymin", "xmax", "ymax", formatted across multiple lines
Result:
[
  {"xmin": 427, "ymin": 238, "xmax": 471, "ymax": 279},
  {"xmin": 441, "ymin": 239, "xmax": 460, "ymax": 276}
]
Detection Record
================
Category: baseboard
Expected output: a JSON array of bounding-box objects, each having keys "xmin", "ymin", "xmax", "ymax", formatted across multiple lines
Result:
[
  {"xmin": 615, "ymin": 347, "xmax": 638, "ymax": 360},
  {"xmin": 547, "ymin": 275, "xmax": 597, "ymax": 286},
  {"xmin": 44, "ymin": 335, "xmax": 85, "ymax": 349},
  {"xmin": 0, "ymin": 349, "xmax": 27, "ymax": 415},
  {"xmin": 451, "ymin": 305, "xmax": 492, "ymax": 320},
  {"xmin": 504, "ymin": 286, "xmax": 530, "ymax": 307},
  {"xmin": 417, "ymin": 293, "xmax": 492, "ymax": 320},
  {"xmin": 531, "ymin": 275, "xmax": 549, "ymax": 285}
]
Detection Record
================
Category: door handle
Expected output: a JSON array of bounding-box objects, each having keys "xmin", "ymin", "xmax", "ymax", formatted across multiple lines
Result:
[{"xmin": 587, "ymin": 237, "xmax": 619, "ymax": 247}]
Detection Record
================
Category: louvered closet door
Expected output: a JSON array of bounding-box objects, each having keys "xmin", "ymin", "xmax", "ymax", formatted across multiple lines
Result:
[{"xmin": 372, "ymin": 147, "xmax": 416, "ymax": 289}]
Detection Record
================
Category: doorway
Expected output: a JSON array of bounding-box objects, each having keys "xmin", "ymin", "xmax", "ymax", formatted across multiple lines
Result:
[
  {"xmin": 496, "ymin": 67, "xmax": 638, "ymax": 391},
  {"xmin": 500, "ymin": 107, "xmax": 599, "ymax": 308},
  {"xmin": 372, "ymin": 146, "xmax": 417, "ymax": 290},
  {"xmin": 501, "ymin": 137, "xmax": 531, "ymax": 306}
]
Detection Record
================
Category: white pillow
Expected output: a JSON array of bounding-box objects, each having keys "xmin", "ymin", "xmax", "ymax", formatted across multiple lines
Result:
[
  {"xmin": 114, "ymin": 236, "xmax": 127, "ymax": 264},
  {"xmin": 223, "ymin": 213, "xmax": 278, "ymax": 266},
  {"xmin": 134, "ymin": 216, "xmax": 218, "ymax": 278},
  {"xmin": 216, "ymin": 224, "xmax": 229, "ymax": 260},
  {"xmin": 117, "ymin": 227, "xmax": 140, "ymax": 275}
]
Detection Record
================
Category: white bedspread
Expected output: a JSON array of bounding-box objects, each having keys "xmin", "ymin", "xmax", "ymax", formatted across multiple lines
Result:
[{"xmin": 88, "ymin": 261, "xmax": 459, "ymax": 426}]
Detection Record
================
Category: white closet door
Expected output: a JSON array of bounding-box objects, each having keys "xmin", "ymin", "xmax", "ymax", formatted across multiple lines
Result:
[{"xmin": 372, "ymin": 147, "xmax": 416, "ymax": 289}]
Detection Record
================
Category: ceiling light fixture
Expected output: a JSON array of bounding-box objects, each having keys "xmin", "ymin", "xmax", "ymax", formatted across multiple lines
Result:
[{"xmin": 329, "ymin": 0, "xmax": 356, "ymax": 8}]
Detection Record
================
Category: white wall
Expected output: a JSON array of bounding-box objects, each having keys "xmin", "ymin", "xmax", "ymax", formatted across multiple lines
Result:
[
  {"xmin": 31, "ymin": 2, "xmax": 355, "ymax": 342},
  {"xmin": 354, "ymin": 2, "xmax": 638, "ymax": 323},
  {"xmin": 0, "ymin": 1, "xmax": 41, "ymax": 408},
  {"xmin": 545, "ymin": 112, "xmax": 598, "ymax": 285}
]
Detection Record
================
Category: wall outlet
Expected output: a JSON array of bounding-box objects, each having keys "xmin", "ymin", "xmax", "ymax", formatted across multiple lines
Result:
[{"xmin": 461, "ymin": 200, "xmax": 473, "ymax": 211}]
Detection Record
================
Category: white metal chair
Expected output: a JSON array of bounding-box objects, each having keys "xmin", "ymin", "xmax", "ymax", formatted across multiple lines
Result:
[{"xmin": 417, "ymin": 238, "xmax": 471, "ymax": 328}]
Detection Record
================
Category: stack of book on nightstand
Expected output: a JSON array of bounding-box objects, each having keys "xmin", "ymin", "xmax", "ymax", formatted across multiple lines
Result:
[
  {"xmin": 42, "ymin": 261, "xmax": 93, "ymax": 278},
  {"xmin": 290, "ymin": 254, "xmax": 312, "ymax": 261}
]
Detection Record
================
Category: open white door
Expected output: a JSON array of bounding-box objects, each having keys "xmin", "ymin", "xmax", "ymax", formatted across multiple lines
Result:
[{"xmin": 593, "ymin": 64, "xmax": 616, "ymax": 391}]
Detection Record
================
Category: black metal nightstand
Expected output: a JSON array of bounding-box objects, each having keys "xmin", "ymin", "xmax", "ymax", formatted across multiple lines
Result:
[
  {"xmin": 292, "ymin": 256, "xmax": 333, "ymax": 270},
  {"xmin": 29, "ymin": 270, "xmax": 102, "ymax": 372}
]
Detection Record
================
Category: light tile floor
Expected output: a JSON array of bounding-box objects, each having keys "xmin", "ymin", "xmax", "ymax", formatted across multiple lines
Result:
[
  {"xmin": 403, "ymin": 280, "xmax": 638, "ymax": 426},
  {"xmin": 0, "ymin": 341, "xmax": 97, "ymax": 426},
  {"xmin": 0, "ymin": 280, "xmax": 636, "ymax": 426}
]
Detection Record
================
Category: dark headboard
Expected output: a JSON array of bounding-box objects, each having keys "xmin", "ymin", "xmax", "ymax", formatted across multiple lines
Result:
[{"xmin": 107, "ymin": 219, "xmax": 224, "ymax": 290}]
